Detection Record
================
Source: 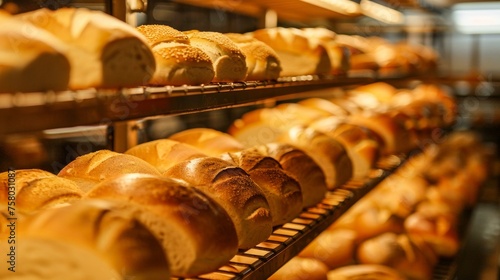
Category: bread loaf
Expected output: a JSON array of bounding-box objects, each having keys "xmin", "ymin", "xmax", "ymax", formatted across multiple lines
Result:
[
  {"xmin": 326, "ymin": 264, "xmax": 406, "ymax": 280},
  {"xmin": 86, "ymin": 173, "xmax": 238, "ymax": 277},
  {"xmin": 0, "ymin": 169, "xmax": 83, "ymax": 213},
  {"xmin": 269, "ymin": 257, "xmax": 329, "ymax": 280},
  {"xmin": 254, "ymin": 143, "xmax": 327, "ymax": 208},
  {"xmin": 225, "ymin": 33, "xmax": 281, "ymax": 80},
  {"xmin": 125, "ymin": 139, "xmax": 207, "ymax": 173},
  {"xmin": 298, "ymin": 229, "xmax": 357, "ymax": 269},
  {"xmin": 13, "ymin": 199, "xmax": 170, "ymax": 280},
  {"xmin": 309, "ymin": 117, "xmax": 380, "ymax": 179},
  {"xmin": 298, "ymin": 98, "xmax": 351, "ymax": 117},
  {"xmin": 163, "ymin": 157, "xmax": 273, "ymax": 249},
  {"xmin": 184, "ymin": 30, "xmax": 247, "ymax": 82},
  {"xmin": 168, "ymin": 128, "xmax": 245, "ymax": 156},
  {"xmin": 18, "ymin": 8, "xmax": 155, "ymax": 89},
  {"xmin": 356, "ymin": 232, "xmax": 436, "ymax": 280},
  {"xmin": 0, "ymin": 15, "xmax": 70, "ymax": 93},
  {"xmin": 250, "ymin": 27, "xmax": 331, "ymax": 76},
  {"xmin": 58, "ymin": 150, "xmax": 162, "ymax": 193},
  {"xmin": 301, "ymin": 27, "xmax": 350, "ymax": 75},
  {"xmin": 347, "ymin": 113, "xmax": 415, "ymax": 155},
  {"xmin": 278, "ymin": 126, "xmax": 353, "ymax": 190},
  {"xmin": 136, "ymin": 24, "xmax": 215, "ymax": 85},
  {"xmin": 220, "ymin": 148, "xmax": 303, "ymax": 226},
  {"xmin": 228, "ymin": 103, "xmax": 328, "ymax": 147}
]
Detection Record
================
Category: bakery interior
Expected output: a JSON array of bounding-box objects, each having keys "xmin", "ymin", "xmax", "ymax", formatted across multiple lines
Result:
[{"xmin": 0, "ymin": 0, "xmax": 500, "ymax": 279}]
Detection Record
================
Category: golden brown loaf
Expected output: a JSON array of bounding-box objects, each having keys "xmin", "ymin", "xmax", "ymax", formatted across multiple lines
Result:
[
  {"xmin": 298, "ymin": 229, "xmax": 357, "ymax": 269},
  {"xmin": 228, "ymin": 103, "xmax": 329, "ymax": 147},
  {"xmin": 0, "ymin": 15, "xmax": 70, "ymax": 93},
  {"xmin": 86, "ymin": 173, "xmax": 238, "ymax": 277},
  {"xmin": 269, "ymin": 257, "xmax": 329, "ymax": 280},
  {"xmin": 309, "ymin": 117, "xmax": 380, "ymax": 179},
  {"xmin": 168, "ymin": 128, "xmax": 246, "ymax": 156},
  {"xmin": 184, "ymin": 30, "xmax": 247, "ymax": 82},
  {"xmin": 0, "ymin": 169, "xmax": 83, "ymax": 213},
  {"xmin": 163, "ymin": 157, "xmax": 273, "ymax": 249},
  {"xmin": 253, "ymin": 143, "xmax": 328, "ymax": 208},
  {"xmin": 356, "ymin": 232, "xmax": 436, "ymax": 280},
  {"xmin": 14, "ymin": 199, "xmax": 170, "ymax": 280},
  {"xmin": 125, "ymin": 139, "xmax": 207, "ymax": 173},
  {"xmin": 18, "ymin": 8, "xmax": 155, "ymax": 90},
  {"xmin": 298, "ymin": 98, "xmax": 351, "ymax": 117},
  {"xmin": 136, "ymin": 24, "xmax": 215, "ymax": 85},
  {"xmin": 58, "ymin": 150, "xmax": 162, "ymax": 193},
  {"xmin": 278, "ymin": 126, "xmax": 353, "ymax": 190},
  {"xmin": 225, "ymin": 33, "xmax": 282, "ymax": 80},
  {"xmin": 220, "ymin": 148, "xmax": 303, "ymax": 226},
  {"xmin": 250, "ymin": 27, "xmax": 331, "ymax": 76}
]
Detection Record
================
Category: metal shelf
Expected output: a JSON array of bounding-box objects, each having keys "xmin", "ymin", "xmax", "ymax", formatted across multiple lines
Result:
[{"xmin": 0, "ymin": 73, "xmax": 417, "ymax": 136}]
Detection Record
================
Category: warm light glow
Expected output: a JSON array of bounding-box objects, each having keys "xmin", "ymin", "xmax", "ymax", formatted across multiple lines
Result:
[
  {"xmin": 301, "ymin": 0, "xmax": 361, "ymax": 16},
  {"xmin": 360, "ymin": 0, "xmax": 404, "ymax": 25},
  {"xmin": 453, "ymin": 3, "xmax": 500, "ymax": 34}
]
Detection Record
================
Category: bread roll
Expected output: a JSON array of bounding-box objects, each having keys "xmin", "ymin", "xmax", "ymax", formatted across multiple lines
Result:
[
  {"xmin": 254, "ymin": 143, "xmax": 327, "ymax": 207},
  {"xmin": 250, "ymin": 27, "xmax": 331, "ymax": 76},
  {"xmin": 163, "ymin": 157, "xmax": 273, "ymax": 249},
  {"xmin": 220, "ymin": 149, "xmax": 303, "ymax": 226},
  {"xmin": 58, "ymin": 150, "xmax": 162, "ymax": 193},
  {"xmin": 269, "ymin": 257, "xmax": 329, "ymax": 280},
  {"xmin": 326, "ymin": 264, "xmax": 406, "ymax": 280},
  {"xmin": 168, "ymin": 128, "xmax": 245, "ymax": 156},
  {"xmin": 136, "ymin": 24, "xmax": 214, "ymax": 85},
  {"xmin": 0, "ymin": 169, "xmax": 83, "ymax": 213},
  {"xmin": 86, "ymin": 173, "xmax": 238, "ymax": 277},
  {"xmin": 125, "ymin": 139, "xmax": 207, "ymax": 173},
  {"xmin": 298, "ymin": 229, "xmax": 357, "ymax": 269},
  {"xmin": 0, "ymin": 15, "xmax": 70, "ymax": 93},
  {"xmin": 278, "ymin": 126, "xmax": 353, "ymax": 190},
  {"xmin": 356, "ymin": 232, "xmax": 435, "ymax": 280},
  {"xmin": 225, "ymin": 33, "xmax": 281, "ymax": 80},
  {"xmin": 18, "ymin": 8, "xmax": 155, "ymax": 89},
  {"xmin": 14, "ymin": 199, "xmax": 169, "ymax": 280},
  {"xmin": 184, "ymin": 30, "xmax": 247, "ymax": 82}
]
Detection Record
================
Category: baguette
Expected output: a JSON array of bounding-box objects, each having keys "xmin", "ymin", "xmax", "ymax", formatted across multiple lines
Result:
[
  {"xmin": 18, "ymin": 8, "xmax": 155, "ymax": 89},
  {"xmin": 184, "ymin": 30, "xmax": 247, "ymax": 82},
  {"xmin": 220, "ymin": 148, "xmax": 303, "ymax": 226},
  {"xmin": 86, "ymin": 173, "xmax": 238, "ymax": 277},
  {"xmin": 13, "ymin": 199, "xmax": 169, "ymax": 280},
  {"xmin": 58, "ymin": 150, "xmax": 162, "ymax": 193},
  {"xmin": 136, "ymin": 25, "xmax": 214, "ymax": 85},
  {"xmin": 225, "ymin": 33, "xmax": 281, "ymax": 80},
  {"xmin": 163, "ymin": 157, "xmax": 273, "ymax": 249},
  {"xmin": 254, "ymin": 143, "xmax": 327, "ymax": 208},
  {"xmin": 0, "ymin": 169, "xmax": 83, "ymax": 213}
]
